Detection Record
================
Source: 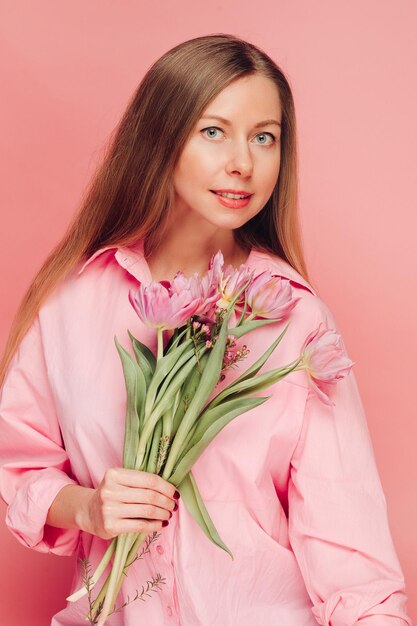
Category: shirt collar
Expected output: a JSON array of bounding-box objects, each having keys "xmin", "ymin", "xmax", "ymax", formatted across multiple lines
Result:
[
  {"xmin": 78, "ymin": 240, "xmax": 154, "ymax": 286},
  {"xmin": 77, "ymin": 245, "xmax": 118, "ymax": 275},
  {"xmin": 78, "ymin": 241, "xmax": 317, "ymax": 296}
]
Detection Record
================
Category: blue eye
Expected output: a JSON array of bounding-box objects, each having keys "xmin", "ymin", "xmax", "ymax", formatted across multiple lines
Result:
[
  {"xmin": 255, "ymin": 132, "xmax": 276, "ymax": 145},
  {"xmin": 202, "ymin": 127, "xmax": 222, "ymax": 139},
  {"xmin": 201, "ymin": 126, "xmax": 276, "ymax": 145}
]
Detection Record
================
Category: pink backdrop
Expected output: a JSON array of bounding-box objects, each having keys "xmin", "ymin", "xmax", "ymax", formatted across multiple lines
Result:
[{"xmin": 1, "ymin": 1, "xmax": 416, "ymax": 624}]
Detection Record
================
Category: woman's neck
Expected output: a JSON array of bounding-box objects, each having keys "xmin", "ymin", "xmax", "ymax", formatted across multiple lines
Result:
[{"xmin": 144, "ymin": 235, "xmax": 250, "ymax": 283}]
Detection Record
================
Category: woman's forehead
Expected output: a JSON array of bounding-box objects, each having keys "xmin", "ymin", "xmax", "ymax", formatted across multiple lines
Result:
[{"xmin": 201, "ymin": 75, "xmax": 282, "ymax": 121}]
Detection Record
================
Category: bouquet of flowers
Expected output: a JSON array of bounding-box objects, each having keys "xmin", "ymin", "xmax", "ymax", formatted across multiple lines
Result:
[{"xmin": 67, "ymin": 250, "xmax": 353, "ymax": 624}]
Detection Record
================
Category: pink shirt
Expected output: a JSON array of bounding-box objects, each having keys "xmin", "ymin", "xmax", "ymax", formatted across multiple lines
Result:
[{"xmin": 0, "ymin": 240, "xmax": 412, "ymax": 626}]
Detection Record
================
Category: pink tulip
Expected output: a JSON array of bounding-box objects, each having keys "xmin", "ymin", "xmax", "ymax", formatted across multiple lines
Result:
[
  {"xmin": 217, "ymin": 263, "xmax": 254, "ymax": 310},
  {"xmin": 245, "ymin": 271, "xmax": 301, "ymax": 319},
  {"xmin": 129, "ymin": 281, "xmax": 201, "ymax": 330},
  {"xmin": 201, "ymin": 253, "xmax": 224, "ymax": 313},
  {"xmin": 168, "ymin": 251, "xmax": 223, "ymax": 319},
  {"xmin": 300, "ymin": 322, "xmax": 354, "ymax": 405},
  {"xmin": 208, "ymin": 250, "xmax": 224, "ymax": 286},
  {"xmin": 171, "ymin": 272, "xmax": 221, "ymax": 319},
  {"xmin": 198, "ymin": 250, "xmax": 225, "ymax": 319}
]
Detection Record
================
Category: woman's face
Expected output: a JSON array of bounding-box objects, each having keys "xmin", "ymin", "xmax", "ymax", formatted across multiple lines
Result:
[{"xmin": 172, "ymin": 73, "xmax": 282, "ymax": 233}]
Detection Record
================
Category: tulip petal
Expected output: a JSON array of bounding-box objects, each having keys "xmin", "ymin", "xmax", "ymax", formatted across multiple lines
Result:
[{"xmin": 300, "ymin": 323, "xmax": 354, "ymax": 404}]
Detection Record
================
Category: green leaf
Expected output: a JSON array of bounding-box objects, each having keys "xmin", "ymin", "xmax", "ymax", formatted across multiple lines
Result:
[
  {"xmin": 165, "ymin": 325, "xmax": 190, "ymax": 352},
  {"xmin": 176, "ymin": 471, "xmax": 234, "ymax": 560},
  {"xmin": 144, "ymin": 338, "xmax": 194, "ymax": 419},
  {"xmin": 161, "ymin": 295, "xmax": 239, "ymax": 480},
  {"xmin": 213, "ymin": 359, "xmax": 301, "ymax": 402},
  {"xmin": 234, "ymin": 322, "xmax": 290, "ymax": 383},
  {"xmin": 146, "ymin": 418, "xmax": 163, "ymax": 474},
  {"xmin": 137, "ymin": 430, "xmax": 154, "ymax": 471},
  {"xmin": 155, "ymin": 342, "xmax": 206, "ymax": 404},
  {"xmin": 114, "ymin": 337, "xmax": 141, "ymax": 469},
  {"xmin": 127, "ymin": 330, "xmax": 156, "ymax": 378},
  {"xmin": 228, "ymin": 317, "xmax": 279, "ymax": 339},
  {"xmin": 138, "ymin": 341, "xmax": 206, "ymax": 468},
  {"xmin": 151, "ymin": 344, "xmax": 207, "ymax": 422},
  {"xmin": 199, "ymin": 361, "xmax": 301, "ymax": 422},
  {"xmin": 171, "ymin": 352, "xmax": 209, "ymax": 439},
  {"xmin": 207, "ymin": 323, "xmax": 291, "ymax": 410},
  {"xmin": 169, "ymin": 396, "xmax": 269, "ymax": 484}
]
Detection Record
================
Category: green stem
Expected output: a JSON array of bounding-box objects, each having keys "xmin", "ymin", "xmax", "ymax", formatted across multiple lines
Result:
[
  {"xmin": 125, "ymin": 531, "xmax": 148, "ymax": 566},
  {"xmin": 162, "ymin": 408, "xmax": 172, "ymax": 441},
  {"xmin": 147, "ymin": 417, "xmax": 163, "ymax": 474},
  {"xmin": 66, "ymin": 539, "xmax": 117, "ymax": 603},
  {"xmin": 91, "ymin": 531, "xmax": 140, "ymax": 621},
  {"xmin": 292, "ymin": 357, "xmax": 306, "ymax": 372},
  {"xmin": 111, "ymin": 532, "xmax": 148, "ymax": 608},
  {"xmin": 91, "ymin": 574, "xmax": 110, "ymax": 616},
  {"xmin": 95, "ymin": 533, "xmax": 134, "ymax": 625}
]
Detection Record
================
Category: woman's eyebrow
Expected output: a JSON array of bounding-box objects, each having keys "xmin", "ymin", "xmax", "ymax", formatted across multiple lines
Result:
[{"xmin": 200, "ymin": 114, "xmax": 281, "ymax": 128}]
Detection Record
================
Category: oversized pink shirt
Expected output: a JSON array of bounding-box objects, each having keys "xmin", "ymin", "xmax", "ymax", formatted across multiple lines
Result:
[{"xmin": 0, "ymin": 240, "xmax": 412, "ymax": 625}]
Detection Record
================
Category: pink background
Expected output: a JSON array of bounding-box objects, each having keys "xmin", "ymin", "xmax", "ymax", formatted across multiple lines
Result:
[{"xmin": 1, "ymin": 1, "xmax": 416, "ymax": 624}]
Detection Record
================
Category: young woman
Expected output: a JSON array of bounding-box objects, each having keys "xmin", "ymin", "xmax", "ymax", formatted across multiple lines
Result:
[{"xmin": 0, "ymin": 34, "xmax": 411, "ymax": 625}]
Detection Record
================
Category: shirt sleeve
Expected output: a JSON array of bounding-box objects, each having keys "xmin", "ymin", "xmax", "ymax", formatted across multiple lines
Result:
[
  {"xmin": 287, "ymin": 301, "xmax": 412, "ymax": 626},
  {"xmin": 0, "ymin": 314, "xmax": 81, "ymax": 556}
]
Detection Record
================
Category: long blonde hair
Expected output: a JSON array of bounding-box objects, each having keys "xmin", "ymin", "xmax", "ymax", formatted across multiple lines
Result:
[{"xmin": 0, "ymin": 33, "xmax": 310, "ymax": 387}]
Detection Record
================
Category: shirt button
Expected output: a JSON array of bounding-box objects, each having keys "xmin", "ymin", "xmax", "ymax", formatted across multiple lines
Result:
[
  {"xmin": 156, "ymin": 544, "xmax": 164, "ymax": 555},
  {"xmin": 167, "ymin": 606, "xmax": 173, "ymax": 616}
]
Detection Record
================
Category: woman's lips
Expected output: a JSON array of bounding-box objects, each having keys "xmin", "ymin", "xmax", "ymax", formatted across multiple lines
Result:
[
  {"xmin": 211, "ymin": 189, "xmax": 252, "ymax": 196},
  {"xmin": 210, "ymin": 190, "xmax": 252, "ymax": 209}
]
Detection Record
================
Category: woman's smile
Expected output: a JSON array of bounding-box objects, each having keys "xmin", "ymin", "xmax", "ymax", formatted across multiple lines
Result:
[{"xmin": 209, "ymin": 189, "xmax": 253, "ymax": 209}]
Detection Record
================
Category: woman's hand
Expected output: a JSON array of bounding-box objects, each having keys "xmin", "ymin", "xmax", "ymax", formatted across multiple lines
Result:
[{"xmin": 83, "ymin": 468, "xmax": 179, "ymax": 540}]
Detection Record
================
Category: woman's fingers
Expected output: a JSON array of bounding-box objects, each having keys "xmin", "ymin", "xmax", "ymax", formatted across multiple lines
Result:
[
  {"xmin": 108, "ymin": 468, "xmax": 177, "ymax": 500},
  {"xmin": 105, "ymin": 501, "xmax": 173, "ymax": 521},
  {"xmin": 87, "ymin": 467, "xmax": 180, "ymax": 540},
  {"xmin": 113, "ymin": 486, "xmax": 177, "ymax": 510},
  {"xmin": 120, "ymin": 518, "xmax": 165, "ymax": 534},
  {"xmin": 101, "ymin": 516, "xmax": 165, "ymax": 538}
]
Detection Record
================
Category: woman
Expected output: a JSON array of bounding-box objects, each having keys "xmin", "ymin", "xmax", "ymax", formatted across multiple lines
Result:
[{"xmin": 0, "ymin": 34, "xmax": 411, "ymax": 625}]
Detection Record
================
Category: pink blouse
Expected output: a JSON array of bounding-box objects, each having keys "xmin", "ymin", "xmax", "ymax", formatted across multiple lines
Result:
[{"xmin": 0, "ymin": 240, "xmax": 412, "ymax": 625}]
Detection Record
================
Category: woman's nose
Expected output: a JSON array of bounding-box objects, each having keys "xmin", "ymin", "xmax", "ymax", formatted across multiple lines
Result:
[{"xmin": 225, "ymin": 140, "xmax": 254, "ymax": 177}]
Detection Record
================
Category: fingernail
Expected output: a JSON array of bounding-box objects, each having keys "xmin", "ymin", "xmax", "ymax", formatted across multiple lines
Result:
[
  {"xmin": 169, "ymin": 510, "xmax": 173, "ymax": 518},
  {"xmin": 174, "ymin": 491, "xmax": 180, "ymax": 499},
  {"xmin": 173, "ymin": 501, "xmax": 178, "ymax": 511},
  {"xmin": 162, "ymin": 520, "xmax": 169, "ymax": 527}
]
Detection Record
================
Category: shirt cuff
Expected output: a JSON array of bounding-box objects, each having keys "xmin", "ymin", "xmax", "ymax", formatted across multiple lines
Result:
[
  {"xmin": 310, "ymin": 583, "xmax": 412, "ymax": 626},
  {"xmin": 5, "ymin": 468, "xmax": 81, "ymax": 556}
]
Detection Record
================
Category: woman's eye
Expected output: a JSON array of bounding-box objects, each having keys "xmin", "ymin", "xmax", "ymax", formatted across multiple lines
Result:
[
  {"xmin": 201, "ymin": 127, "xmax": 276, "ymax": 145},
  {"xmin": 201, "ymin": 127, "xmax": 223, "ymax": 139},
  {"xmin": 255, "ymin": 132, "xmax": 276, "ymax": 145}
]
